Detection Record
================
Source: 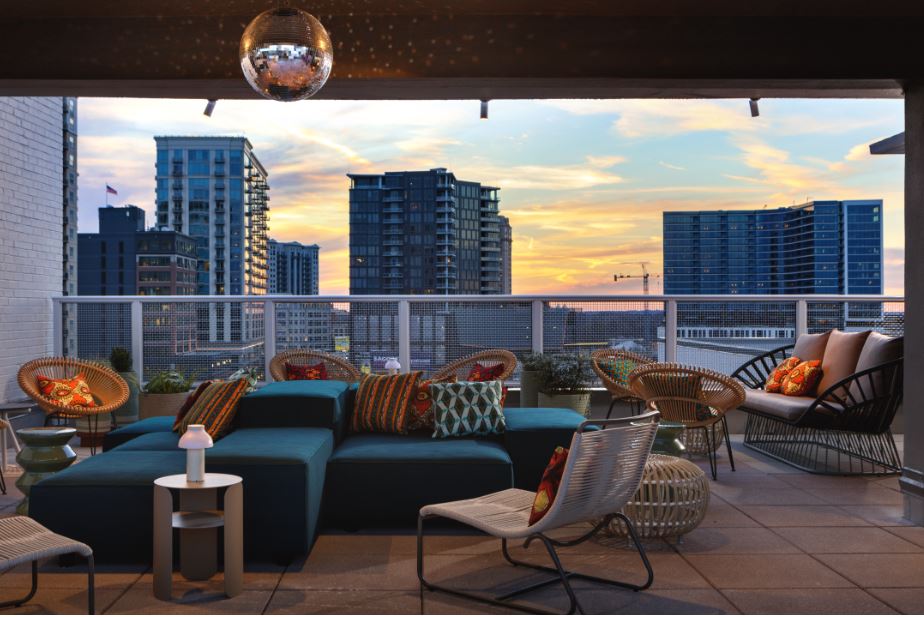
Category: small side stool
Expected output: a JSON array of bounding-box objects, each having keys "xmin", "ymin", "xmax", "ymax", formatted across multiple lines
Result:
[{"xmin": 153, "ymin": 473, "xmax": 243, "ymax": 600}]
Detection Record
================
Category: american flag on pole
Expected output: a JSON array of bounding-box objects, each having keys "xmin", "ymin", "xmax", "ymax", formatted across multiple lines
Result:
[{"xmin": 106, "ymin": 184, "xmax": 118, "ymax": 195}]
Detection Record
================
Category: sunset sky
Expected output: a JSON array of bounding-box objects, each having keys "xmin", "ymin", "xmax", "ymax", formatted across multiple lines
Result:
[{"xmin": 77, "ymin": 98, "xmax": 905, "ymax": 295}]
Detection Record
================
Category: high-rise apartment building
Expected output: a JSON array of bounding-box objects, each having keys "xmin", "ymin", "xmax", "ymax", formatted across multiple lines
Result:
[
  {"xmin": 153, "ymin": 136, "xmax": 269, "ymax": 297},
  {"xmin": 663, "ymin": 200, "xmax": 883, "ymax": 295},
  {"xmin": 348, "ymin": 168, "xmax": 509, "ymax": 295},
  {"xmin": 268, "ymin": 240, "xmax": 320, "ymax": 295},
  {"xmin": 62, "ymin": 97, "xmax": 78, "ymax": 297},
  {"xmin": 499, "ymin": 215, "xmax": 513, "ymax": 294}
]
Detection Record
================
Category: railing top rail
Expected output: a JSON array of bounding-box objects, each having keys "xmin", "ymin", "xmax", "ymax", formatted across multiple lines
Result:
[{"xmin": 52, "ymin": 294, "xmax": 905, "ymax": 304}]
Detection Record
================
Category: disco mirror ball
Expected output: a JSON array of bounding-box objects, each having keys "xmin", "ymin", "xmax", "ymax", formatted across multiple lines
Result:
[{"xmin": 239, "ymin": 7, "xmax": 333, "ymax": 102}]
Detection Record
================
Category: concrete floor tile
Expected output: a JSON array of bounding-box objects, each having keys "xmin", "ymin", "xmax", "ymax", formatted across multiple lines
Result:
[
  {"xmin": 722, "ymin": 588, "xmax": 896, "ymax": 614},
  {"xmin": 106, "ymin": 585, "xmax": 272, "ymax": 614},
  {"xmin": 708, "ymin": 486, "xmax": 827, "ymax": 506},
  {"xmin": 866, "ymin": 588, "xmax": 924, "ymax": 614},
  {"xmin": 133, "ymin": 563, "xmax": 285, "ymax": 591},
  {"xmin": 683, "ymin": 554, "xmax": 854, "ymax": 589},
  {"xmin": 737, "ymin": 505, "xmax": 871, "ymax": 527},
  {"xmin": 883, "ymin": 525, "xmax": 924, "ymax": 548},
  {"xmin": 669, "ymin": 527, "xmax": 801, "ymax": 554},
  {"xmin": 0, "ymin": 585, "xmax": 126, "ymax": 615},
  {"xmin": 526, "ymin": 585, "xmax": 740, "ymax": 615},
  {"xmin": 281, "ymin": 551, "xmax": 421, "ymax": 591},
  {"xmin": 814, "ymin": 553, "xmax": 924, "ymax": 587},
  {"xmin": 840, "ymin": 505, "xmax": 916, "ymax": 527},
  {"xmin": 808, "ymin": 485, "xmax": 906, "ymax": 506},
  {"xmin": 707, "ymin": 473, "xmax": 793, "ymax": 491},
  {"xmin": 267, "ymin": 589, "xmax": 425, "ymax": 614},
  {"xmin": 696, "ymin": 499, "xmax": 761, "ymax": 528},
  {"xmin": 870, "ymin": 476, "xmax": 903, "ymax": 491},
  {"xmin": 0, "ymin": 561, "xmax": 145, "ymax": 590},
  {"xmin": 776, "ymin": 474, "xmax": 877, "ymax": 490},
  {"xmin": 773, "ymin": 526, "xmax": 923, "ymax": 554}
]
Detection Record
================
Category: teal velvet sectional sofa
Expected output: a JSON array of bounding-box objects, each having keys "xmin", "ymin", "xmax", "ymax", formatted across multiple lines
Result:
[{"xmin": 28, "ymin": 380, "xmax": 583, "ymax": 563}]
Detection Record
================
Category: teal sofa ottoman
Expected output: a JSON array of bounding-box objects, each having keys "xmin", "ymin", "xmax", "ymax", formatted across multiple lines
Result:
[
  {"xmin": 236, "ymin": 380, "xmax": 354, "ymax": 441},
  {"xmin": 323, "ymin": 433, "xmax": 514, "ymax": 529}
]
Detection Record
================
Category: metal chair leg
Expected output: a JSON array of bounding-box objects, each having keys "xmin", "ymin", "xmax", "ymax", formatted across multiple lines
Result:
[
  {"xmin": 721, "ymin": 416, "xmax": 735, "ymax": 472},
  {"xmin": 87, "ymin": 554, "xmax": 95, "ymax": 615},
  {"xmin": 0, "ymin": 560, "xmax": 38, "ymax": 609},
  {"xmin": 605, "ymin": 398, "xmax": 617, "ymax": 420}
]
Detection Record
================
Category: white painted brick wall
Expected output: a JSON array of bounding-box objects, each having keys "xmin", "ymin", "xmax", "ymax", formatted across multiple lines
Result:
[{"xmin": 0, "ymin": 97, "xmax": 63, "ymax": 401}]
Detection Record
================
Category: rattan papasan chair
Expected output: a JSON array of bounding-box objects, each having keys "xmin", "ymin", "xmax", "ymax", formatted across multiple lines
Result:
[
  {"xmin": 430, "ymin": 349, "xmax": 517, "ymax": 382},
  {"xmin": 269, "ymin": 349, "xmax": 362, "ymax": 383},
  {"xmin": 591, "ymin": 348, "xmax": 656, "ymax": 418},
  {"xmin": 17, "ymin": 357, "xmax": 129, "ymax": 435}
]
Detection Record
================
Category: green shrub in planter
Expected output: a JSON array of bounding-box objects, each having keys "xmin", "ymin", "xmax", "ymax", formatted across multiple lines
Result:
[
  {"xmin": 140, "ymin": 370, "xmax": 194, "ymax": 419},
  {"xmin": 537, "ymin": 354, "xmax": 594, "ymax": 416}
]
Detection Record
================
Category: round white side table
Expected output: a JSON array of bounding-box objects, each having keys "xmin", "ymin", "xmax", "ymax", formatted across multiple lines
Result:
[{"xmin": 153, "ymin": 473, "xmax": 243, "ymax": 600}]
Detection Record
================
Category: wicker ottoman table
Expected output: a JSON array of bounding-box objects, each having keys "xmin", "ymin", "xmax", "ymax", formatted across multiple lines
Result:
[{"xmin": 605, "ymin": 454, "xmax": 709, "ymax": 541}]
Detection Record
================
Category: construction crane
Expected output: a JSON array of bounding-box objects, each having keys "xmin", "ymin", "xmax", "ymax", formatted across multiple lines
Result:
[{"xmin": 613, "ymin": 262, "xmax": 660, "ymax": 295}]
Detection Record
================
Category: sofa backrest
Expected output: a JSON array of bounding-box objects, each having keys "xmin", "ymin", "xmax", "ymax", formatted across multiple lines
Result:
[{"xmin": 235, "ymin": 379, "xmax": 356, "ymax": 441}]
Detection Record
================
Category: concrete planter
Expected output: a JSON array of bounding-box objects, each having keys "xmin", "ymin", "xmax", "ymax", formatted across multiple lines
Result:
[
  {"xmin": 519, "ymin": 370, "xmax": 542, "ymax": 408},
  {"xmin": 538, "ymin": 391, "xmax": 591, "ymax": 417},
  {"xmin": 140, "ymin": 391, "xmax": 189, "ymax": 420},
  {"xmin": 113, "ymin": 372, "xmax": 140, "ymax": 425},
  {"xmin": 75, "ymin": 413, "xmax": 112, "ymax": 448}
]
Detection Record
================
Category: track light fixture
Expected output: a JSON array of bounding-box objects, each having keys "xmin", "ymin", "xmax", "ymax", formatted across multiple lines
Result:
[
  {"xmin": 203, "ymin": 99, "xmax": 217, "ymax": 117},
  {"xmin": 749, "ymin": 98, "xmax": 760, "ymax": 117},
  {"xmin": 480, "ymin": 99, "xmax": 489, "ymax": 120}
]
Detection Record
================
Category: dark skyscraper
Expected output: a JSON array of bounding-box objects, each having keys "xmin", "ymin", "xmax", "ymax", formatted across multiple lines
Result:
[
  {"xmin": 348, "ymin": 168, "xmax": 509, "ymax": 295},
  {"xmin": 269, "ymin": 240, "xmax": 320, "ymax": 295},
  {"xmin": 663, "ymin": 200, "xmax": 883, "ymax": 295}
]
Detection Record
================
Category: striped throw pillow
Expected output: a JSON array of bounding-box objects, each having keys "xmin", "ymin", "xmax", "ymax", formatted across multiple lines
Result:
[
  {"xmin": 351, "ymin": 372, "xmax": 421, "ymax": 434},
  {"xmin": 178, "ymin": 379, "xmax": 249, "ymax": 439}
]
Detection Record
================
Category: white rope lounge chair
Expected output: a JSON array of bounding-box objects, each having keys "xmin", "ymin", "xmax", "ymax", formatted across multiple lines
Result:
[
  {"xmin": 0, "ymin": 516, "xmax": 95, "ymax": 614},
  {"xmin": 417, "ymin": 411, "xmax": 660, "ymax": 615}
]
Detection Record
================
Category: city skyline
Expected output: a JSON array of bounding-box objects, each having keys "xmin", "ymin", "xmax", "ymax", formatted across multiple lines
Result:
[{"xmin": 76, "ymin": 98, "xmax": 905, "ymax": 295}]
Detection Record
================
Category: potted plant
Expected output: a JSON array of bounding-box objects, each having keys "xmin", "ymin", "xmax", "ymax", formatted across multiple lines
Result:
[
  {"xmin": 228, "ymin": 367, "xmax": 260, "ymax": 392},
  {"xmin": 519, "ymin": 352, "xmax": 550, "ymax": 408},
  {"xmin": 140, "ymin": 370, "xmax": 194, "ymax": 420},
  {"xmin": 537, "ymin": 354, "xmax": 593, "ymax": 417},
  {"xmin": 109, "ymin": 347, "xmax": 140, "ymax": 425}
]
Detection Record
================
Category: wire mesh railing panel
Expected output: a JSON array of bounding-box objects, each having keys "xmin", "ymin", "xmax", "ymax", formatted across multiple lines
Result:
[
  {"xmin": 674, "ymin": 301, "xmax": 796, "ymax": 375},
  {"xmin": 274, "ymin": 300, "xmax": 399, "ymax": 373},
  {"xmin": 543, "ymin": 300, "xmax": 665, "ymax": 386},
  {"xmin": 143, "ymin": 301, "xmax": 266, "ymax": 381},
  {"xmin": 807, "ymin": 300, "xmax": 904, "ymax": 336},
  {"xmin": 409, "ymin": 300, "xmax": 533, "ymax": 380},
  {"xmin": 69, "ymin": 302, "xmax": 132, "ymax": 363}
]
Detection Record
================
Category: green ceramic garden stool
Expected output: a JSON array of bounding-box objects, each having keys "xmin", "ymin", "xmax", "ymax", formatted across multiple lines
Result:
[{"xmin": 15, "ymin": 427, "xmax": 77, "ymax": 515}]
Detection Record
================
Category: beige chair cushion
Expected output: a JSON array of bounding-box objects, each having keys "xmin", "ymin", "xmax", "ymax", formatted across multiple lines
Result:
[
  {"xmin": 816, "ymin": 330, "xmax": 871, "ymax": 396},
  {"xmin": 792, "ymin": 331, "xmax": 831, "ymax": 362},
  {"xmin": 849, "ymin": 333, "xmax": 903, "ymax": 400},
  {"xmin": 743, "ymin": 388, "xmax": 818, "ymax": 421}
]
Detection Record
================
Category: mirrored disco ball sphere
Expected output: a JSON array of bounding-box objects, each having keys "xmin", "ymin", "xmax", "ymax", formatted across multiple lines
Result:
[{"xmin": 239, "ymin": 7, "xmax": 333, "ymax": 102}]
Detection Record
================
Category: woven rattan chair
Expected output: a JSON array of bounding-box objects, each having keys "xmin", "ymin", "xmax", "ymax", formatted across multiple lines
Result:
[
  {"xmin": 629, "ymin": 363, "xmax": 745, "ymax": 480},
  {"xmin": 0, "ymin": 516, "xmax": 95, "ymax": 614},
  {"xmin": 430, "ymin": 349, "xmax": 517, "ymax": 383},
  {"xmin": 269, "ymin": 349, "xmax": 362, "ymax": 383},
  {"xmin": 418, "ymin": 411, "xmax": 660, "ymax": 614},
  {"xmin": 17, "ymin": 357, "xmax": 128, "ymax": 451},
  {"xmin": 591, "ymin": 349, "xmax": 656, "ymax": 418}
]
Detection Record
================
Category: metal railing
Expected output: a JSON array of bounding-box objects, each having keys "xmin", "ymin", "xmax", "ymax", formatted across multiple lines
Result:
[{"xmin": 52, "ymin": 294, "xmax": 904, "ymax": 385}]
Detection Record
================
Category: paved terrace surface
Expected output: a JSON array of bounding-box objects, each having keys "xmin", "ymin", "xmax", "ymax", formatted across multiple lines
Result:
[{"xmin": 0, "ymin": 436, "xmax": 920, "ymax": 614}]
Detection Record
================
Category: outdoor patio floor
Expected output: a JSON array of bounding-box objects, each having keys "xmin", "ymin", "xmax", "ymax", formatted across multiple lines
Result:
[{"xmin": 0, "ymin": 435, "xmax": 920, "ymax": 615}]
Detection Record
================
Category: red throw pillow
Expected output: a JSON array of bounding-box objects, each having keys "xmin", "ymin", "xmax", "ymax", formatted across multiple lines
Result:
[
  {"xmin": 765, "ymin": 357, "xmax": 801, "ymax": 393},
  {"xmin": 529, "ymin": 446, "xmax": 569, "ymax": 526},
  {"xmin": 467, "ymin": 362, "xmax": 505, "ymax": 381},
  {"xmin": 781, "ymin": 360, "xmax": 823, "ymax": 397},
  {"xmin": 406, "ymin": 376, "xmax": 457, "ymax": 431},
  {"xmin": 285, "ymin": 361, "xmax": 328, "ymax": 381},
  {"xmin": 36, "ymin": 374, "xmax": 96, "ymax": 408},
  {"xmin": 173, "ymin": 380, "xmax": 213, "ymax": 431}
]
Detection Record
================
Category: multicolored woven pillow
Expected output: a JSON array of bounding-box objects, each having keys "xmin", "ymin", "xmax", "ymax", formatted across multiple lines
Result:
[
  {"xmin": 529, "ymin": 446, "xmax": 569, "ymax": 526},
  {"xmin": 431, "ymin": 380, "xmax": 505, "ymax": 438},
  {"xmin": 351, "ymin": 372, "xmax": 422, "ymax": 434},
  {"xmin": 605, "ymin": 358, "xmax": 637, "ymax": 385},
  {"xmin": 406, "ymin": 376, "xmax": 456, "ymax": 432},
  {"xmin": 177, "ymin": 378, "xmax": 249, "ymax": 439},
  {"xmin": 36, "ymin": 374, "xmax": 96, "ymax": 408},
  {"xmin": 781, "ymin": 360, "xmax": 823, "ymax": 397},
  {"xmin": 285, "ymin": 361, "xmax": 328, "ymax": 381},
  {"xmin": 173, "ymin": 380, "xmax": 214, "ymax": 431},
  {"xmin": 765, "ymin": 357, "xmax": 801, "ymax": 393}
]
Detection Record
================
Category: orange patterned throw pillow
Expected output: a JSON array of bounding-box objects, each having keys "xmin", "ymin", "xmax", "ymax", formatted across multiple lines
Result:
[
  {"xmin": 178, "ymin": 379, "xmax": 250, "ymax": 439},
  {"xmin": 406, "ymin": 377, "xmax": 456, "ymax": 432},
  {"xmin": 781, "ymin": 360, "xmax": 823, "ymax": 397},
  {"xmin": 36, "ymin": 374, "xmax": 96, "ymax": 408},
  {"xmin": 285, "ymin": 361, "xmax": 327, "ymax": 381},
  {"xmin": 351, "ymin": 372, "xmax": 422, "ymax": 434},
  {"xmin": 529, "ymin": 446, "xmax": 569, "ymax": 526},
  {"xmin": 765, "ymin": 357, "xmax": 801, "ymax": 393}
]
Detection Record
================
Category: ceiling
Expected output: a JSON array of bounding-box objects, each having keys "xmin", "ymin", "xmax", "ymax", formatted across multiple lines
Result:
[{"xmin": 1, "ymin": 1, "xmax": 922, "ymax": 99}]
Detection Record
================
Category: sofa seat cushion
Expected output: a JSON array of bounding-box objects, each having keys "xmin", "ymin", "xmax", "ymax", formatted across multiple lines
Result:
[
  {"xmin": 324, "ymin": 433, "xmax": 513, "ymax": 527},
  {"xmin": 743, "ymin": 388, "xmax": 841, "ymax": 422},
  {"xmin": 236, "ymin": 379, "xmax": 351, "ymax": 440},
  {"xmin": 103, "ymin": 416, "xmax": 175, "ymax": 452},
  {"xmin": 113, "ymin": 431, "xmax": 181, "ymax": 451}
]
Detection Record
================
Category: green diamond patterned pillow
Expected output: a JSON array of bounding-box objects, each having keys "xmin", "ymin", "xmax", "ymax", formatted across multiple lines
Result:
[{"xmin": 431, "ymin": 380, "xmax": 506, "ymax": 438}]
